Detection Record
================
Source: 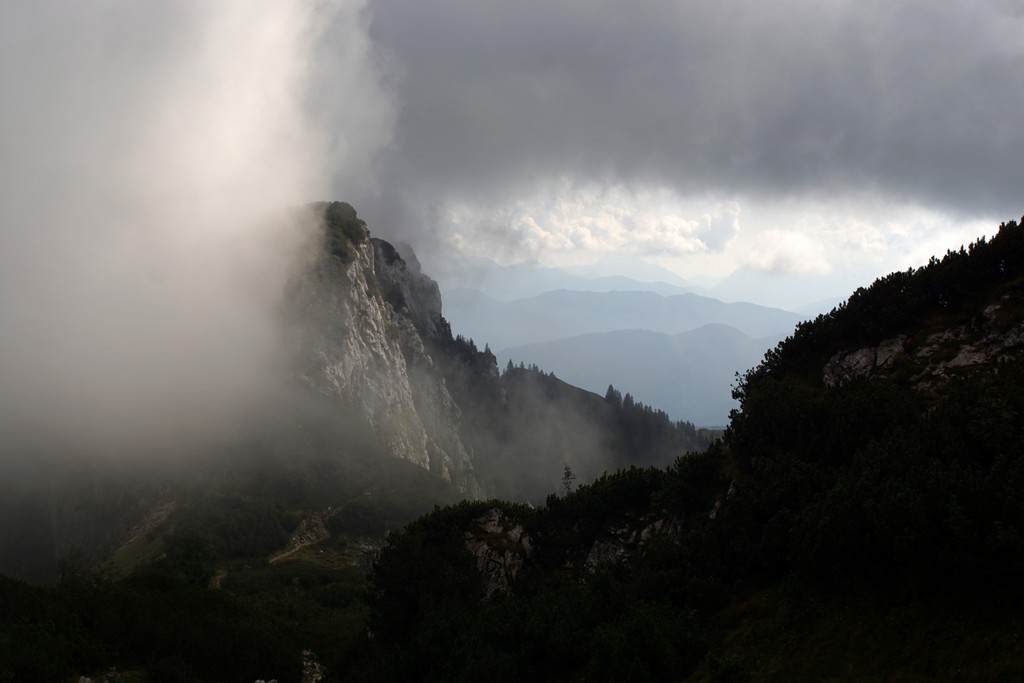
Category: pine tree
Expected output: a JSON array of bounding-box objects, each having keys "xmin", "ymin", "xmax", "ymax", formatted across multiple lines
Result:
[{"xmin": 561, "ymin": 463, "xmax": 576, "ymax": 496}]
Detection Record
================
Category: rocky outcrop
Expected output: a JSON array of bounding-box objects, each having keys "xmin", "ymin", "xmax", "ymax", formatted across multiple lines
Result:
[
  {"xmin": 372, "ymin": 238, "xmax": 444, "ymax": 342},
  {"xmin": 372, "ymin": 239, "xmax": 477, "ymax": 491},
  {"xmin": 463, "ymin": 508, "xmax": 534, "ymax": 598},
  {"xmin": 462, "ymin": 507, "xmax": 687, "ymax": 597},
  {"xmin": 584, "ymin": 513, "xmax": 681, "ymax": 571},
  {"xmin": 269, "ymin": 509, "xmax": 334, "ymax": 564},
  {"xmin": 301, "ymin": 649, "xmax": 326, "ymax": 683},
  {"xmin": 823, "ymin": 296, "xmax": 1024, "ymax": 389},
  {"xmin": 823, "ymin": 334, "xmax": 908, "ymax": 386},
  {"xmin": 290, "ymin": 235, "xmax": 430, "ymax": 463}
]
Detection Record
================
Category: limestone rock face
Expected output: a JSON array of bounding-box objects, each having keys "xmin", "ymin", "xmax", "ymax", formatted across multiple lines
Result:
[
  {"xmin": 463, "ymin": 508, "xmax": 534, "ymax": 598},
  {"xmin": 372, "ymin": 238, "xmax": 444, "ymax": 342},
  {"xmin": 290, "ymin": 237, "xmax": 429, "ymax": 465},
  {"xmin": 875, "ymin": 335, "xmax": 908, "ymax": 368},
  {"xmin": 459, "ymin": 506, "xmax": 690, "ymax": 597},
  {"xmin": 822, "ymin": 296, "xmax": 1024, "ymax": 390},
  {"xmin": 823, "ymin": 347, "xmax": 879, "ymax": 387},
  {"xmin": 583, "ymin": 513, "xmax": 680, "ymax": 572},
  {"xmin": 372, "ymin": 238, "xmax": 477, "ymax": 493},
  {"xmin": 286, "ymin": 205, "xmax": 480, "ymax": 496}
]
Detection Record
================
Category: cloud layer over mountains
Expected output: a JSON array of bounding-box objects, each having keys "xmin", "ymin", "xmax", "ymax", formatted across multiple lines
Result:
[{"xmin": 359, "ymin": 0, "xmax": 1024, "ymax": 281}]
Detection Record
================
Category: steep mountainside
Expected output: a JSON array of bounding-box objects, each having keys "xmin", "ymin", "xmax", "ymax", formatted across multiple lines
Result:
[{"xmin": 283, "ymin": 202, "xmax": 478, "ymax": 494}]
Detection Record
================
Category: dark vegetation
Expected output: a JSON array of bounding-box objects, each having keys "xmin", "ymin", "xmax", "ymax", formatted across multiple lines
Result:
[
  {"xmin": 0, "ymin": 400, "xmax": 460, "ymax": 681},
  {"xmin": 0, "ymin": 559, "xmax": 369, "ymax": 682},
  {"xmin": 317, "ymin": 200, "xmax": 369, "ymax": 264},
  {"xmin": 603, "ymin": 383, "xmax": 703, "ymax": 468}
]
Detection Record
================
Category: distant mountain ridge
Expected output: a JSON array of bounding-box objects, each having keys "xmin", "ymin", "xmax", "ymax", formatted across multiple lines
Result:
[
  {"xmin": 444, "ymin": 287, "xmax": 799, "ymax": 349},
  {"xmin": 433, "ymin": 254, "xmax": 696, "ymax": 300}
]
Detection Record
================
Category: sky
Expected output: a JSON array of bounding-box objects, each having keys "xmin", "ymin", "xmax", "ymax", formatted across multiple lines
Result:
[
  {"xmin": 1, "ymin": 1, "xmax": 1023, "ymax": 444},
  {"xmin": 349, "ymin": 0, "xmax": 1024, "ymax": 305}
]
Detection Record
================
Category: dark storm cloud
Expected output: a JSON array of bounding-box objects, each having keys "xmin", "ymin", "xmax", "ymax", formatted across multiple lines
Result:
[{"xmin": 363, "ymin": 0, "xmax": 1024, "ymax": 221}]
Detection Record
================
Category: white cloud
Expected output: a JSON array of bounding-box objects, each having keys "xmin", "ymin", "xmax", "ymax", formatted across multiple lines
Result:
[
  {"xmin": 745, "ymin": 230, "xmax": 832, "ymax": 275},
  {"xmin": 696, "ymin": 201, "xmax": 742, "ymax": 252},
  {"xmin": 727, "ymin": 198, "xmax": 1002, "ymax": 283},
  {"xmin": 439, "ymin": 182, "xmax": 743, "ymax": 265}
]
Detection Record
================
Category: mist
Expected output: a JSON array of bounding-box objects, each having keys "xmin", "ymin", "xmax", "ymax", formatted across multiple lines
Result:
[{"xmin": 0, "ymin": 1, "xmax": 396, "ymax": 453}]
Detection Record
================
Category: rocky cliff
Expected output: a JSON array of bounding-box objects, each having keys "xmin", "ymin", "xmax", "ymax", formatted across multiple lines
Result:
[
  {"xmin": 285, "ymin": 202, "xmax": 480, "ymax": 496},
  {"xmin": 0, "ymin": 202, "xmax": 485, "ymax": 583}
]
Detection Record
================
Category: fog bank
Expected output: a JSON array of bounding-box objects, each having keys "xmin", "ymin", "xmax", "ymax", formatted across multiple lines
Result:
[{"xmin": 0, "ymin": 1, "xmax": 395, "ymax": 451}]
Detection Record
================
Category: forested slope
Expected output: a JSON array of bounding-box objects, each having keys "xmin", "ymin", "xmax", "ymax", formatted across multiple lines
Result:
[{"xmin": 350, "ymin": 218, "xmax": 1024, "ymax": 681}]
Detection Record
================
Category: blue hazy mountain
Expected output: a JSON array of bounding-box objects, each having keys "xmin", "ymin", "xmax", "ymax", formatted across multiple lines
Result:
[
  {"xmin": 443, "ymin": 287, "xmax": 800, "ymax": 349},
  {"xmin": 432, "ymin": 254, "xmax": 695, "ymax": 301}
]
